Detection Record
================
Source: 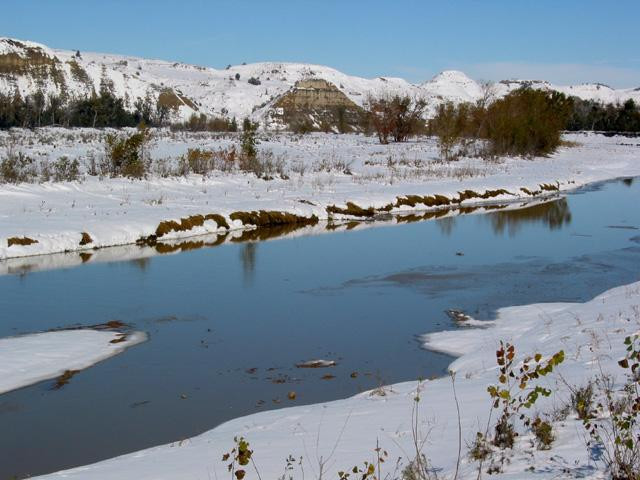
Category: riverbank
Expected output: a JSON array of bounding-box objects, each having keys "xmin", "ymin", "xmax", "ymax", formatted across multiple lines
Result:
[{"xmin": 2, "ymin": 131, "xmax": 638, "ymax": 260}]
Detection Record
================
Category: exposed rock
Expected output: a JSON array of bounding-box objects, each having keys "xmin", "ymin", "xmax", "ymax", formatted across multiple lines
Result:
[{"xmin": 272, "ymin": 79, "xmax": 365, "ymax": 132}]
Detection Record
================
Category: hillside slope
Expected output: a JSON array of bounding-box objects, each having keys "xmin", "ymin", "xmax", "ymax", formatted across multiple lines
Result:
[{"xmin": 1, "ymin": 37, "xmax": 639, "ymax": 127}]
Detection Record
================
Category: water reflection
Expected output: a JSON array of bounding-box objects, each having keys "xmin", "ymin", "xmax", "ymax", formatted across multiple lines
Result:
[
  {"xmin": 487, "ymin": 198, "xmax": 572, "ymax": 235},
  {"xmin": 436, "ymin": 216, "xmax": 456, "ymax": 236},
  {"xmin": 130, "ymin": 257, "xmax": 150, "ymax": 271},
  {"xmin": 241, "ymin": 243, "xmax": 257, "ymax": 284},
  {"xmin": 1, "ymin": 195, "xmax": 579, "ymax": 279}
]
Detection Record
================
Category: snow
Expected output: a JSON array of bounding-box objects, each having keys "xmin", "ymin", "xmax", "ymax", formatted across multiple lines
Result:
[
  {"xmin": 32, "ymin": 280, "xmax": 640, "ymax": 479},
  {"xmin": 0, "ymin": 329, "xmax": 147, "ymax": 394},
  {"xmin": 421, "ymin": 70, "xmax": 484, "ymax": 103},
  {"xmin": 1, "ymin": 130, "xmax": 639, "ymax": 260}
]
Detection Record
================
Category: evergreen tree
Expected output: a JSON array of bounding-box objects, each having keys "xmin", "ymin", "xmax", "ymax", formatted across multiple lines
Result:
[{"xmin": 241, "ymin": 118, "xmax": 258, "ymax": 159}]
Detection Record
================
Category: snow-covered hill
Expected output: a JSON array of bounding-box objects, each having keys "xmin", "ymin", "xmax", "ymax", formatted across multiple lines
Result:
[{"xmin": 1, "ymin": 37, "xmax": 639, "ymax": 126}]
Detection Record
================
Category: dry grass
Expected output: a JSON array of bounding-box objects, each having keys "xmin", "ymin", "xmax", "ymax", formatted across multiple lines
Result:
[
  {"xmin": 79, "ymin": 232, "xmax": 93, "ymax": 246},
  {"xmin": 7, "ymin": 236, "xmax": 38, "ymax": 247}
]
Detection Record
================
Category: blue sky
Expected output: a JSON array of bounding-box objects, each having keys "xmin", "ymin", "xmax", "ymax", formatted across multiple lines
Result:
[{"xmin": 2, "ymin": 0, "xmax": 639, "ymax": 87}]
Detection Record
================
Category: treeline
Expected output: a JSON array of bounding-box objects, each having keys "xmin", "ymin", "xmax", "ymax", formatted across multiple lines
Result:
[
  {"xmin": 429, "ymin": 88, "xmax": 573, "ymax": 159},
  {"xmin": 567, "ymin": 98, "xmax": 640, "ymax": 132},
  {"xmin": 429, "ymin": 90, "xmax": 640, "ymax": 159},
  {"xmin": 2, "ymin": 86, "xmax": 639, "ymax": 141},
  {"xmin": 0, "ymin": 89, "xmax": 170, "ymax": 129},
  {"xmin": 0, "ymin": 89, "xmax": 245, "ymax": 132}
]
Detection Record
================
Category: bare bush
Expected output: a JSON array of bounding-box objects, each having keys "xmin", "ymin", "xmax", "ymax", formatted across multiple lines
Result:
[
  {"xmin": 582, "ymin": 335, "xmax": 640, "ymax": 479},
  {"xmin": 0, "ymin": 150, "xmax": 38, "ymax": 183},
  {"xmin": 365, "ymin": 95, "xmax": 427, "ymax": 144},
  {"xmin": 52, "ymin": 156, "xmax": 80, "ymax": 182}
]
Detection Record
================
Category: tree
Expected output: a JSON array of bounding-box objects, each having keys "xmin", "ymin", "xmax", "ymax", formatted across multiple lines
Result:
[
  {"xmin": 484, "ymin": 88, "xmax": 572, "ymax": 156},
  {"xmin": 365, "ymin": 95, "xmax": 427, "ymax": 144},
  {"xmin": 429, "ymin": 102, "xmax": 473, "ymax": 160},
  {"xmin": 45, "ymin": 93, "xmax": 64, "ymax": 125},
  {"xmin": 133, "ymin": 93, "xmax": 154, "ymax": 125},
  {"xmin": 241, "ymin": 118, "xmax": 258, "ymax": 159}
]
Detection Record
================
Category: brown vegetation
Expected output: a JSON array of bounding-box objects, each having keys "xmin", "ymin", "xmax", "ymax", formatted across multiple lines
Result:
[
  {"xmin": 229, "ymin": 210, "xmax": 318, "ymax": 228},
  {"xmin": 52, "ymin": 369, "xmax": 80, "ymax": 389},
  {"xmin": 79, "ymin": 232, "xmax": 93, "ymax": 246},
  {"xmin": 7, "ymin": 236, "xmax": 38, "ymax": 247},
  {"xmin": 429, "ymin": 88, "xmax": 573, "ymax": 160},
  {"xmin": 365, "ymin": 95, "xmax": 427, "ymax": 144}
]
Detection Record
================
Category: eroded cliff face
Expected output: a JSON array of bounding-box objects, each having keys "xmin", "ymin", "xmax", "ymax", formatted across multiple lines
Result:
[
  {"xmin": 271, "ymin": 79, "xmax": 365, "ymax": 132},
  {"xmin": 0, "ymin": 39, "xmax": 66, "ymax": 90}
]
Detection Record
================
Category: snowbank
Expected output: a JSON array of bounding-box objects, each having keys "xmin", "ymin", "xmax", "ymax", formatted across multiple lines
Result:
[
  {"xmin": 1, "ymin": 131, "xmax": 639, "ymax": 260},
  {"xmin": 35, "ymin": 281, "xmax": 640, "ymax": 479},
  {"xmin": 0, "ymin": 329, "xmax": 146, "ymax": 394}
]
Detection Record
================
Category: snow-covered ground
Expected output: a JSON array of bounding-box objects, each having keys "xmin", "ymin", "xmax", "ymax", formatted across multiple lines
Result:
[
  {"xmin": 1, "ymin": 130, "xmax": 639, "ymax": 260},
  {"xmin": 0, "ymin": 329, "xmax": 146, "ymax": 394},
  {"xmin": 33, "ymin": 280, "xmax": 640, "ymax": 479}
]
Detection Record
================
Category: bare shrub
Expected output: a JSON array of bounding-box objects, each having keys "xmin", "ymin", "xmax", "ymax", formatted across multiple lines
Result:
[
  {"xmin": 289, "ymin": 159, "xmax": 306, "ymax": 177},
  {"xmin": 86, "ymin": 152, "xmax": 99, "ymax": 176},
  {"xmin": 0, "ymin": 150, "xmax": 37, "ymax": 183},
  {"xmin": 52, "ymin": 156, "xmax": 80, "ymax": 182},
  {"xmin": 365, "ymin": 95, "xmax": 427, "ymax": 144},
  {"xmin": 179, "ymin": 148, "xmax": 214, "ymax": 175},
  {"xmin": 582, "ymin": 335, "xmax": 640, "ymax": 479},
  {"xmin": 151, "ymin": 157, "xmax": 174, "ymax": 178},
  {"xmin": 531, "ymin": 416, "xmax": 554, "ymax": 450},
  {"xmin": 429, "ymin": 102, "xmax": 474, "ymax": 161},
  {"xmin": 239, "ymin": 151, "xmax": 286, "ymax": 180},
  {"xmin": 570, "ymin": 382, "xmax": 595, "ymax": 420}
]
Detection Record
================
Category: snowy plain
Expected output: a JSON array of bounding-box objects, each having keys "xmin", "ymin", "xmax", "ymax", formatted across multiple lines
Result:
[
  {"xmin": 32, "ymin": 281, "xmax": 640, "ymax": 479},
  {"xmin": 0, "ymin": 329, "xmax": 146, "ymax": 394},
  {"xmin": 1, "ymin": 130, "xmax": 639, "ymax": 260}
]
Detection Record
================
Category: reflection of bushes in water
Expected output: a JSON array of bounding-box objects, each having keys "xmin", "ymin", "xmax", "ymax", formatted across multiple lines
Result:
[
  {"xmin": 623, "ymin": 177, "xmax": 634, "ymax": 187},
  {"xmin": 153, "ymin": 235, "xmax": 229, "ymax": 254},
  {"xmin": 489, "ymin": 198, "xmax": 572, "ymax": 235},
  {"xmin": 436, "ymin": 216, "xmax": 457, "ymax": 236},
  {"xmin": 241, "ymin": 243, "xmax": 257, "ymax": 282},
  {"xmin": 130, "ymin": 257, "xmax": 151, "ymax": 271}
]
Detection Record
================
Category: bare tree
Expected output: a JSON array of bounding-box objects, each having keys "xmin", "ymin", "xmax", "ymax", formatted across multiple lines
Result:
[{"xmin": 365, "ymin": 95, "xmax": 427, "ymax": 144}]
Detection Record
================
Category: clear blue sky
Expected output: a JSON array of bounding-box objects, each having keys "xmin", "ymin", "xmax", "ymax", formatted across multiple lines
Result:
[{"xmin": 2, "ymin": 0, "xmax": 639, "ymax": 87}]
